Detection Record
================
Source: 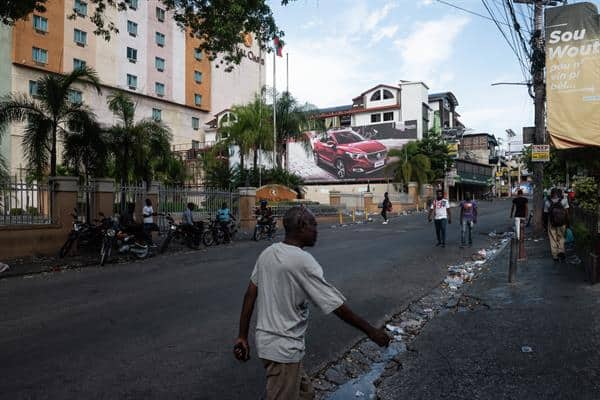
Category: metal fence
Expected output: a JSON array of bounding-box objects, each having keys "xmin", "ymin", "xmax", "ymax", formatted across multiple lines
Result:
[
  {"xmin": 114, "ymin": 183, "xmax": 147, "ymax": 214},
  {"xmin": 157, "ymin": 186, "xmax": 239, "ymax": 232},
  {"xmin": 0, "ymin": 181, "xmax": 53, "ymax": 225},
  {"xmin": 77, "ymin": 181, "xmax": 98, "ymax": 224}
]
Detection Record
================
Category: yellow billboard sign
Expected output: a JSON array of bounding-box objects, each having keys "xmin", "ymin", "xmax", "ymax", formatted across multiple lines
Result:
[
  {"xmin": 532, "ymin": 145, "xmax": 550, "ymax": 162},
  {"xmin": 545, "ymin": 3, "xmax": 600, "ymax": 148}
]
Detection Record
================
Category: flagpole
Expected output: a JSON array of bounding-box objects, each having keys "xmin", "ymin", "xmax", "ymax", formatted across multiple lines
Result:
[
  {"xmin": 273, "ymin": 50, "xmax": 277, "ymax": 168},
  {"xmin": 258, "ymin": 41, "xmax": 262, "ymax": 187}
]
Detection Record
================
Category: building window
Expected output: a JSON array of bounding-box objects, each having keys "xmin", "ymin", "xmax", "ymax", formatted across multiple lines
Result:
[
  {"xmin": 126, "ymin": 47, "xmax": 137, "ymax": 62},
  {"xmin": 155, "ymin": 82, "xmax": 165, "ymax": 97},
  {"xmin": 32, "ymin": 47, "xmax": 48, "ymax": 64},
  {"xmin": 152, "ymin": 108, "xmax": 162, "ymax": 122},
  {"xmin": 192, "ymin": 117, "xmax": 199, "ymax": 130},
  {"xmin": 370, "ymin": 90, "xmax": 381, "ymax": 101},
  {"xmin": 370, "ymin": 113, "xmax": 381, "ymax": 123},
  {"xmin": 194, "ymin": 48, "xmax": 202, "ymax": 60},
  {"xmin": 127, "ymin": 20, "xmax": 138, "ymax": 36},
  {"xmin": 383, "ymin": 112, "xmax": 394, "ymax": 121},
  {"xmin": 155, "ymin": 57, "xmax": 165, "ymax": 71},
  {"xmin": 29, "ymin": 80, "xmax": 40, "ymax": 97},
  {"xmin": 194, "ymin": 71, "xmax": 202, "ymax": 83},
  {"xmin": 156, "ymin": 7, "xmax": 165, "ymax": 22},
  {"xmin": 194, "ymin": 94, "xmax": 202, "ymax": 106},
  {"xmin": 68, "ymin": 89, "xmax": 82, "ymax": 104},
  {"xmin": 125, "ymin": 0, "xmax": 138, "ymax": 10},
  {"xmin": 155, "ymin": 32, "xmax": 165, "ymax": 47},
  {"xmin": 74, "ymin": 0, "xmax": 87, "ymax": 16},
  {"xmin": 74, "ymin": 29, "xmax": 87, "ymax": 46},
  {"xmin": 127, "ymin": 74, "xmax": 137, "ymax": 89},
  {"xmin": 383, "ymin": 89, "xmax": 394, "ymax": 100},
  {"xmin": 33, "ymin": 15, "xmax": 48, "ymax": 32},
  {"xmin": 73, "ymin": 58, "xmax": 86, "ymax": 70}
]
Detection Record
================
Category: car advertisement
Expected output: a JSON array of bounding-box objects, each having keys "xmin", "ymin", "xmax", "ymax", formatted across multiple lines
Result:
[{"xmin": 287, "ymin": 121, "xmax": 419, "ymax": 183}]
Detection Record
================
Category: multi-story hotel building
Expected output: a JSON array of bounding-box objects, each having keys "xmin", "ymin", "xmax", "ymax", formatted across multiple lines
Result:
[{"xmin": 0, "ymin": 0, "xmax": 266, "ymax": 179}]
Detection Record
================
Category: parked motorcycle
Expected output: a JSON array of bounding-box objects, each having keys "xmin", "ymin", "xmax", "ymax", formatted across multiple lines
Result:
[
  {"xmin": 253, "ymin": 217, "xmax": 277, "ymax": 241},
  {"xmin": 59, "ymin": 209, "xmax": 111, "ymax": 258},
  {"xmin": 99, "ymin": 216, "xmax": 150, "ymax": 266},
  {"xmin": 159, "ymin": 214, "xmax": 203, "ymax": 254}
]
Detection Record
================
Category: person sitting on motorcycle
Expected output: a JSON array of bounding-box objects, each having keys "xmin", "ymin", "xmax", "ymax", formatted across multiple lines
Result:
[
  {"xmin": 255, "ymin": 200, "xmax": 275, "ymax": 237},
  {"xmin": 216, "ymin": 202, "xmax": 236, "ymax": 243}
]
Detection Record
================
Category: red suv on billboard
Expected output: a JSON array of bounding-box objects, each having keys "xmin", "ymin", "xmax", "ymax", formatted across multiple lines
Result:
[{"xmin": 313, "ymin": 129, "xmax": 388, "ymax": 179}]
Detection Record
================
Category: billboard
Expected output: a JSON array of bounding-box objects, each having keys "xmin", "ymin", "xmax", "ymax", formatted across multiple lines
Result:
[
  {"xmin": 545, "ymin": 2, "xmax": 600, "ymax": 149},
  {"xmin": 287, "ymin": 122, "xmax": 418, "ymax": 183}
]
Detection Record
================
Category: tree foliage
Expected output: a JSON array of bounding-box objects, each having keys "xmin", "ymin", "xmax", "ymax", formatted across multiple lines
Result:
[
  {"xmin": 0, "ymin": 66, "xmax": 101, "ymax": 178},
  {"xmin": 2, "ymin": 0, "xmax": 294, "ymax": 69},
  {"xmin": 418, "ymin": 130, "xmax": 453, "ymax": 181},
  {"xmin": 386, "ymin": 141, "xmax": 433, "ymax": 190}
]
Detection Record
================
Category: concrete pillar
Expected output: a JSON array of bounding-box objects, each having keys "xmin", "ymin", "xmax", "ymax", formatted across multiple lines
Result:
[
  {"xmin": 363, "ymin": 192, "xmax": 374, "ymax": 213},
  {"xmin": 238, "ymin": 187, "xmax": 256, "ymax": 232},
  {"xmin": 49, "ymin": 176, "xmax": 79, "ymax": 235},
  {"xmin": 93, "ymin": 178, "xmax": 115, "ymax": 218},
  {"xmin": 408, "ymin": 182, "xmax": 418, "ymax": 204},
  {"xmin": 146, "ymin": 181, "xmax": 160, "ymax": 211},
  {"xmin": 329, "ymin": 191, "xmax": 341, "ymax": 206}
]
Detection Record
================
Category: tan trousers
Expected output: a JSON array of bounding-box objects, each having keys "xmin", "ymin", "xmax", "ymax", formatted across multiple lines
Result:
[
  {"xmin": 261, "ymin": 359, "xmax": 315, "ymax": 400},
  {"xmin": 548, "ymin": 225, "xmax": 566, "ymax": 258}
]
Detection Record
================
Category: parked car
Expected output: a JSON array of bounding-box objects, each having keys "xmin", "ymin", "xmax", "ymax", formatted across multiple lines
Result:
[{"xmin": 313, "ymin": 129, "xmax": 388, "ymax": 179}]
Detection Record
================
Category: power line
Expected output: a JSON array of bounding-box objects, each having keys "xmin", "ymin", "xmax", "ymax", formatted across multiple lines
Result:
[{"xmin": 433, "ymin": 0, "xmax": 512, "ymax": 26}]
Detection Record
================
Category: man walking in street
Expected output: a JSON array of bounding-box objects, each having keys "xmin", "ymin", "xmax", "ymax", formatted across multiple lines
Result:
[
  {"xmin": 547, "ymin": 188, "xmax": 569, "ymax": 262},
  {"xmin": 234, "ymin": 206, "xmax": 390, "ymax": 399},
  {"xmin": 428, "ymin": 190, "xmax": 451, "ymax": 248},
  {"xmin": 381, "ymin": 192, "xmax": 392, "ymax": 224},
  {"xmin": 459, "ymin": 192, "xmax": 477, "ymax": 248}
]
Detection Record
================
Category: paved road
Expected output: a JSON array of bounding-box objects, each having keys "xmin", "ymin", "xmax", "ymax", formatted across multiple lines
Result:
[{"xmin": 0, "ymin": 200, "xmax": 512, "ymax": 399}]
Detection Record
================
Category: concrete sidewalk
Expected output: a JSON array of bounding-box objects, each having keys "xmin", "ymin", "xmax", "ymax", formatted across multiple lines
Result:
[{"xmin": 377, "ymin": 237, "xmax": 600, "ymax": 399}]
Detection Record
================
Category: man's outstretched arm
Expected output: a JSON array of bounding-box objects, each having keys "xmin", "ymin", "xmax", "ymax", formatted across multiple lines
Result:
[
  {"xmin": 234, "ymin": 282, "xmax": 257, "ymax": 361},
  {"xmin": 333, "ymin": 304, "xmax": 390, "ymax": 347}
]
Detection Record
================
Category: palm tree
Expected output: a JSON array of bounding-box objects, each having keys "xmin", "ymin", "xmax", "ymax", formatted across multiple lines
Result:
[
  {"xmin": 386, "ymin": 141, "xmax": 432, "ymax": 191},
  {"xmin": 221, "ymin": 95, "xmax": 273, "ymax": 172},
  {"xmin": 0, "ymin": 66, "xmax": 101, "ymax": 178},
  {"xmin": 274, "ymin": 91, "xmax": 318, "ymax": 168},
  {"xmin": 105, "ymin": 92, "xmax": 172, "ymax": 209}
]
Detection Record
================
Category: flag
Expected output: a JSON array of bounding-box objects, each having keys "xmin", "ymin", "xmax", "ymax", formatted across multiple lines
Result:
[{"xmin": 273, "ymin": 36, "xmax": 284, "ymax": 57}]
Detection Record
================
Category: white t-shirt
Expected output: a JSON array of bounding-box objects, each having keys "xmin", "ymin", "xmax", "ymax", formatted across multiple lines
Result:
[
  {"xmin": 431, "ymin": 199, "xmax": 450, "ymax": 220},
  {"xmin": 250, "ymin": 242, "xmax": 346, "ymax": 363},
  {"xmin": 142, "ymin": 206, "xmax": 153, "ymax": 224}
]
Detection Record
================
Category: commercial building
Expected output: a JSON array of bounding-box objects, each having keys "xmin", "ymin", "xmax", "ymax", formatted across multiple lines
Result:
[
  {"xmin": 0, "ymin": 0, "xmax": 265, "ymax": 179},
  {"xmin": 450, "ymin": 132, "xmax": 499, "ymax": 199}
]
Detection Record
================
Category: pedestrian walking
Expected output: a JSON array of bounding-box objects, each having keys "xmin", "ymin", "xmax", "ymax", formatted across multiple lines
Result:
[
  {"xmin": 381, "ymin": 192, "xmax": 392, "ymax": 224},
  {"xmin": 510, "ymin": 189, "xmax": 528, "ymax": 237},
  {"xmin": 459, "ymin": 192, "xmax": 477, "ymax": 248},
  {"xmin": 234, "ymin": 206, "xmax": 390, "ymax": 400},
  {"xmin": 428, "ymin": 190, "xmax": 451, "ymax": 248},
  {"xmin": 547, "ymin": 188, "xmax": 569, "ymax": 262}
]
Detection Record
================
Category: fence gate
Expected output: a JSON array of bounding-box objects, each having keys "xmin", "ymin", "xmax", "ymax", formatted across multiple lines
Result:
[{"xmin": 0, "ymin": 180, "xmax": 53, "ymax": 225}]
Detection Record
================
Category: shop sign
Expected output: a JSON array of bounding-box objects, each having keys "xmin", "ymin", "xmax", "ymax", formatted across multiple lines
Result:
[{"xmin": 532, "ymin": 145, "xmax": 550, "ymax": 162}]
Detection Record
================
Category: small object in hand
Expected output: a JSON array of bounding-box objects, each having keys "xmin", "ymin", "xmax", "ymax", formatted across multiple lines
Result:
[
  {"xmin": 234, "ymin": 342, "xmax": 250, "ymax": 361},
  {"xmin": 521, "ymin": 346, "xmax": 533, "ymax": 353}
]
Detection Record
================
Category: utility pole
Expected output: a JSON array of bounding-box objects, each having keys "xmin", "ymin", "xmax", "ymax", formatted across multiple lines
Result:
[
  {"xmin": 515, "ymin": 0, "xmax": 547, "ymax": 236},
  {"xmin": 532, "ymin": 0, "xmax": 546, "ymax": 237}
]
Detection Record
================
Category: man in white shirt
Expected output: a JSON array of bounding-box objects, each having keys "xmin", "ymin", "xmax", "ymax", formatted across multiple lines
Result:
[
  {"xmin": 428, "ymin": 190, "xmax": 452, "ymax": 248},
  {"xmin": 234, "ymin": 206, "xmax": 390, "ymax": 399},
  {"xmin": 142, "ymin": 198, "xmax": 156, "ymax": 246}
]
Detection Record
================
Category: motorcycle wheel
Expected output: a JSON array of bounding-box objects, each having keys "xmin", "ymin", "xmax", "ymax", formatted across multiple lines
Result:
[
  {"xmin": 159, "ymin": 233, "xmax": 172, "ymax": 254},
  {"xmin": 59, "ymin": 235, "xmax": 77, "ymax": 258},
  {"xmin": 134, "ymin": 247, "xmax": 149, "ymax": 259},
  {"xmin": 216, "ymin": 229, "xmax": 225, "ymax": 245},
  {"xmin": 99, "ymin": 238, "xmax": 112, "ymax": 266},
  {"xmin": 253, "ymin": 226, "xmax": 264, "ymax": 241},
  {"xmin": 202, "ymin": 229, "xmax": 215, "ymax": 247}
]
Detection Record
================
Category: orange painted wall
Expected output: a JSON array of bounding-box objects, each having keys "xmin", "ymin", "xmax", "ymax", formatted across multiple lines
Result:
[
  {"xmin": 12, "ymin": 0, "xmax": 65, "ymax": 73},
  {"xmin": 185, "ymin": 33, "xmax": 211, "ymax": 112}
]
